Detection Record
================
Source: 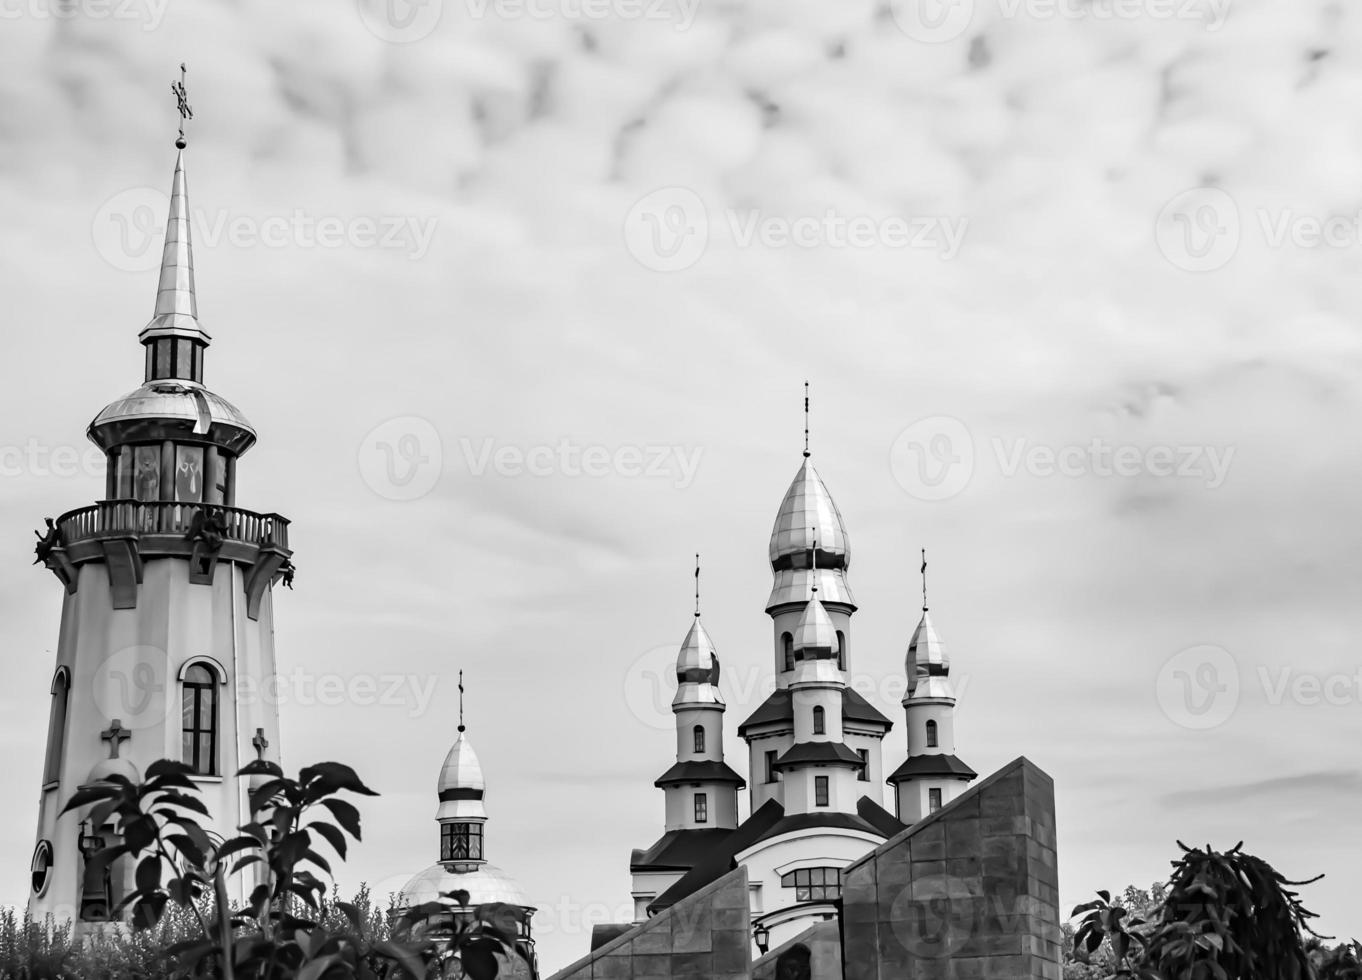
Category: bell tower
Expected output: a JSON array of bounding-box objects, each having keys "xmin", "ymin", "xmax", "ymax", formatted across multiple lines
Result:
[{"xmin": 28, "ymin": 68, "xmax": 293, "ymax": 929}]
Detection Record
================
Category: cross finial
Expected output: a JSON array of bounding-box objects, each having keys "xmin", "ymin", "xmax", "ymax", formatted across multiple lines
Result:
[
  {"xmin": 171, "ymin": 62, "xmax": 193, "ymax": 149},
  {"xmin": 694, "ymin": 553, "xmax": 701, "ymax": 618},
  {"xmin": 100, "ymin": 720, "xmax": 131, "ymax": 760},
  {"xmin": 252, "ymin": 728, "xmax": 269, "ymax": 761},
  {"xmin": 921, "ymin": 548, "xmax": 928, "ymax": 612},
  {"xmin": 458, "ymin": 670, "xmax": 465, "ymax": 733},
  {"xmin": 810, "ymin": 528, "xmax": 818, "ymax": 597},
  {"xmin": 803, "ymin": 381, "xmax": 811, "ymax": 458}
]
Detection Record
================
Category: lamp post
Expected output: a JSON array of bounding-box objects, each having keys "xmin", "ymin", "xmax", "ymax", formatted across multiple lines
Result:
[{"xmin": 753, "ymin": 922, "xmax": 770, "ymax": 955}]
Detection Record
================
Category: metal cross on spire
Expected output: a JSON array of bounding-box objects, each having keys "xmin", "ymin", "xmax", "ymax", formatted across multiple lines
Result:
[
  {"xmin": 171, "ymin": 62, "xmax": 193, "ymax": 149},
  {"xmin": 803, "ymin": 381, "xmax": 811, "ymax": 458},
  {"xmin": 921, "ymin": 548, "xmax": 929, "ymax": 612},
  {"xmin": 694, "ymin": 553, "xmax": 701, "ymax": 618},
  {"xmin": 252, "ymin": 728, "xmax": 269, "ymax": 762},
  {"xmin": 458, "ymin": 670, "xmax": 465, "ymax": 733},
  {"xmin": 101, "ymin": 720, "xmax": 131, "ymax": 760}
]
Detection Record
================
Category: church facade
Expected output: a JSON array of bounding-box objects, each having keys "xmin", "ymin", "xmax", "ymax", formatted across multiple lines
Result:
[{"xmin": 629, "ymin": 452, "xmax": 977, "ymax": 952}]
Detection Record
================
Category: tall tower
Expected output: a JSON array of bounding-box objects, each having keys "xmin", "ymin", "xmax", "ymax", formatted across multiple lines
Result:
[
  {"xmin": 28, "ymin": 75, "xmax": 292, "ymax": 927},
  {"xmin": 887, "ymin": 569, "xmax": 977, "ymax": 823},
  {"xmin": 630, "ymin": 571, "xmax": 745, "ymax": 921},
  {"xmin": 740, "ymin": 421, "xmax": 890, "ymax": 813}
]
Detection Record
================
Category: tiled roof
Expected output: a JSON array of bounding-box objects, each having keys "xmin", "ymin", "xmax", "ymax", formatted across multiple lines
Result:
[
  {"xmin": 653, "ymin": 760, "xmax": 747, "ymax": 788},
  {"xmin": 738, "ymin": 687, "xmax": 892, "ymax": 736},
  {"xmin": 630, "ymin": 828, "xmax": 737, "ymax": 873},
  {"xmin": 886, "ymin": 753, "xmax": 978, "ymax": 783}
]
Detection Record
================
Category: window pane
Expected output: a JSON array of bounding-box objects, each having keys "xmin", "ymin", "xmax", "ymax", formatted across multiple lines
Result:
[
  {"xmin": 198, "ymin": 733, "xmax": 214, "ymax": 775},
  {"xmin": 155, "ymin": 340, "xmax": 171, "ymax": 379},
  {"xmin": 175, "ymin": 446, "xmax": 204, "ymax": 502},
  {"xmin": 134, "ymin": 446, "xmax": 161, "ymax": 502}
]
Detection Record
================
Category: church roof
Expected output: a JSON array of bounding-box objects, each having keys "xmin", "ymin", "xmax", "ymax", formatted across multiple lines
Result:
[
  {"xmin": 737, "ymin": 687, "xmax": 892, "ymax": 736},
  {"xmin": 397, "ymin": 862, "xmax": 532, "ymax": 910},
  {"xmin": 772, "ymin": 741, "xmax": 864, "ymax": 770},
  {"xmin": 653, "ymin": 760, "xmax": 747, "ymax": 788},
  {"xmin": 886, "ymin": 753, "xmax": 978, "ymax": 783},
  {"xmin": 630, "ymin": 828, "xmax": 740, "ymax": 873},
  {"xmin": 769, "ymin": 458, "xmax": 850, "ymax": 569},
  {"xmin": 139, "ymin": 148, "xmax": 210, "ymax": 346}
]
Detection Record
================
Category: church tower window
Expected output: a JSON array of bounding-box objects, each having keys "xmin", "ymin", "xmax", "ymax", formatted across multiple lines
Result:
[
  {"xmin": 926, "ymin": 719, "xmax": 938, "ymax": 748},
  {"xmin": 782, "ymin": 632, "xmax": 794, "ymax": 671},
  {"xmin": 765, "ymin": 750, "xmax": 778, "ymax": 784},
  {"xmin": 30, "ymin": 841, "xmax": 52, "ymax": 896},
  {"xmin": 929, "ymin": 788, "xmax": 943, "ymax": 813},
  {"xmin": 693, "ymin": 725, "xmax": 705, "ymax": 753},
  {"xmin": 857, "ymin": 748, "xmax": 869, "ymax": 781},
  {"xmin": 814, "ymin": 776, "xmax": 829, "ymax": 807},
  {"xmin": 181, "ymin": 663, "xmax": 219, "ymax": 775},
  {"xmin": 43, "ymin": 668, "xmax": 70, "ymax": 786},
  {"xmin": 693, "ymin": 793, "xmax": 708, "ymax": 823},
  {"xmin": 812, "ymin": 705, "xmax": 825, "ymax": 735},
  {"xmin": 440, "ymin": 822, "xmax": 483, "ymax": 862},
  {"xmin": 836, "ymin": 630, "xmax": 846, "ymax": 671}
]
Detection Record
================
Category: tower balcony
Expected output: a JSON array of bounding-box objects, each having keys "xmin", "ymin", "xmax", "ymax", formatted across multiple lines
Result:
[{"xmin": 36, "ymin": 500, "xmax": 292, "ymax": 618}]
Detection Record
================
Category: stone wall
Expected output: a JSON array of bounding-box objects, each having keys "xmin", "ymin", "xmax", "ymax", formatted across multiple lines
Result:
[
  {"xmin": 546, "ymin": 866, "xmax": 751, "ymax": 980},
  {"xmin": 839, "ymin": 757, "xmax": 1062, "ymax": 980}
]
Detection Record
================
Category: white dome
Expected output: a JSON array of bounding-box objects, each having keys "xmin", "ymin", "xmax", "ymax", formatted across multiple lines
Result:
[
  {"xmin": 89, "ymin": 756, "xmax": 140, "ymax": 784},
  {"xmin": 397, "ymin": 862, "xmax": 533, "ymax": 910},
  {"xmin": 438, "ymin": 733, "xmax": 484, "ymax": 795},
  {"xmin": 769, "ymin": 458, "xmax": 850, "ymax": 566}
]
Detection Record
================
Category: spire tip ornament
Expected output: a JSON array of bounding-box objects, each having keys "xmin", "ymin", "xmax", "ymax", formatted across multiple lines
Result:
[
  {"xmin": 921, "ymin": 548, "xmax": 928, "ymax": 612},
  {"xmin": 803, "ymin": 381, "xmax": 811, "ymax": 458},
  {"xmin": 457, "ymin": 670, "xmax": 465, "ymax": 733},
  {"xmin": 171, "ymin": 63, "xmax": 192, "ymax": 149},
  {"xmin": 694, "ymin": 553, "xmax": 701, "ymax": 618}
]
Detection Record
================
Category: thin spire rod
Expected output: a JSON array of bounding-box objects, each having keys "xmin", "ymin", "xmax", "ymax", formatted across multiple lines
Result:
[
  {"xmin": 921, "ymin": 548, "xmax": 928, "ymax": 612},
  {"xmin": 694, "ymin": 553, "xmax": 701, "ymax": 617},
  {"xmin": 171, "ymin": 62, "xmax": 192, "ymax": 149},
  {"xmin": 458, "ymin": 670, "xmax": 465, "ymax": 733},
  {"xmin": 810, "ymin": 528, "xmax": 818, "ymax": 597},
  {"xmin": 803, "ymin": 381, "xmax": 811, "ymax": 458}
]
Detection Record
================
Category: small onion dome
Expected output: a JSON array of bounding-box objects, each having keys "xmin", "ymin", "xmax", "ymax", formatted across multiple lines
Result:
[
  {"xmin": 673, "ymin": 618, "xmax": 723, "ymax": 707},
  {"xmin": 436, "ymin": 732, "xmax": 487, "ymax": 822},
  {"xmin": 905, "ymin": 610, "xmax": 949, "ymax": 685},
  {"xmin": 906, "ymin": 670, "xmax": 957, "ymax": 703},
  {"xmin": 768, "ymin": 459, "xmax": 850, "ymax": 570},
  {"xmin": 397, "ymin": 862, "xmax": 533, "ymax": 910},
  {"xmin": 87, "ymin": 380, "xmax": 257, "ymax": 455},
  {"xmin": 88, "ymin": 756, "xmax": 141, "ymax": 784},
  {"xmin": 792, "ymin": 595, "xmax": 837, "ymax": 657}
]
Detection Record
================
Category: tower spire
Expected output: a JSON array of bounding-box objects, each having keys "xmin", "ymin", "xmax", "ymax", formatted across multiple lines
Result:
[
  {"xmin": 140, "ymin": 63, "xmax": 210, "ymax": 359},
  {"xmin": 458, "ymin": 670, "xmax": 465, "ymax": 733},
  {"xmin": 803, "ymin": 381, "xmax": 811, "ymax": 458},
  {"xmin": 694, "ymin": 553, "xmax": 701, "ymax": 617}
]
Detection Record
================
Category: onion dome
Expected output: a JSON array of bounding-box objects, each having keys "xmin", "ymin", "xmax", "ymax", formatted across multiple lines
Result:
[
  {"xmin": 673, "ymin": 617, "xmax": 723, "ymax": 707},
  {"xmin": 436, "ymin": 732, "xmax": 487, "ymax": 822},
  {"xmin": 769, "ymin": 459, "xmax": 850, "ymax": 570},
  {"xmin": 792, "ymin": 593, "xmax": 838, "ymax": 658},
  {"xmin": 905, "ymin": 610, "xmax": 955, "ymax": 701},
  {"xmin": 398, "ymin": 863, "xmax": 533, "ymax": 909}
]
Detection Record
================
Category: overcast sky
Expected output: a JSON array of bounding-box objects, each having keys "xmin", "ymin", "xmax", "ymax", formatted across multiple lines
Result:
[{"xmin": 2, "ymin": 0, "xmax": 1362, "ymax": 972}]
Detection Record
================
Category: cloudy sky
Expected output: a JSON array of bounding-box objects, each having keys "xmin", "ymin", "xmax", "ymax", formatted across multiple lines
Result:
[{"xmin": 3, "ymin": 0, "xmax": 1362, "ymax": 971}]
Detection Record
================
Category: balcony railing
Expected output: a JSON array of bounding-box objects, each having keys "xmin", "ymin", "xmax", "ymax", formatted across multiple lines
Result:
[{"xmin": 55, "ymin": 500, "xmax": 290, "ymax": 552}]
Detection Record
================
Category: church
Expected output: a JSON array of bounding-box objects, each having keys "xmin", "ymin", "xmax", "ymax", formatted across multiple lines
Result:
[{"xmin": 625, "ymin": 448, "xmax": 977, "ymax": 953}]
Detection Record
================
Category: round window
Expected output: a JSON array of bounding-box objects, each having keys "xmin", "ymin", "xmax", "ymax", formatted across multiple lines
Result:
[{"xmin": 31, "ymin": 840, "xmax": 53, "ymax": 896}]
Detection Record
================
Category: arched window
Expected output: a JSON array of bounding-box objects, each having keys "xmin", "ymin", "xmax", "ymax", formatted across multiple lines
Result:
[
  {"xmin": 812, "ymin": 705, "xmax": 825, "ymax": 735},
  {"xmin": 782, "ymin": 632, "xmax": 794, "ymax": 672},
  {"xmin": 43, "ymin": 668, "xmax": 70, "ymax": 786},
  {"xmin": 693, "ymin": 725, "xmax": 705, "ymax": 753},
  {"xmin": 836, "ymin": 630, "xmax": 846, "ymax": 671},
  {"xmin": 926, "ymin": 719, "xmax": 938, "ymax": 748},
  {"xmin": 182, "ymin": 664, "xmax": 219, "ymax": 776}
]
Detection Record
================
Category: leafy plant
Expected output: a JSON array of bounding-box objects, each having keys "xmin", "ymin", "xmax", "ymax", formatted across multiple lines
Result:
[
  {"xmin": 61, "ymin": 759, "xmax": 531, "ymax": 980},
  {"xmin": 1071, "ymin": 842, "xmax": 1325, "ymax": 980}
]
